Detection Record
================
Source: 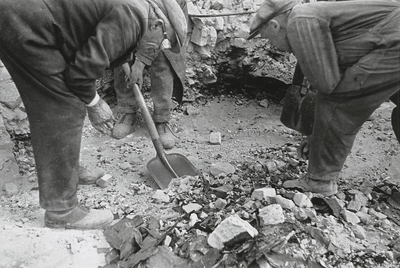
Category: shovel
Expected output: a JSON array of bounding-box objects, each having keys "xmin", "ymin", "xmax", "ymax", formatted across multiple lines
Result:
[{"xmin": 122, "ymin": 63, "xmax": 199, "ymax": 189}]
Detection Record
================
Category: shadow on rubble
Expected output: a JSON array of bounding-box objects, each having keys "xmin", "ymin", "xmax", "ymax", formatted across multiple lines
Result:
[{"xmin": 204, "ymin": 74, "xmax": 290, "ymax": 103}]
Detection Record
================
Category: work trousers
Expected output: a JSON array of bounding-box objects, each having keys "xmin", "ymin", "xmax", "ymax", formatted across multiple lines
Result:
[
  {"xmin": 114, "ymin": 51, "xmax": 184, "ymax": 123},
  {"xmin": 0, "ymin": 48, "xmax": 85, "ymax": 211},
  {"xmin": 308, "ymin": 48, "xmax": 400, "ymax": 181}
]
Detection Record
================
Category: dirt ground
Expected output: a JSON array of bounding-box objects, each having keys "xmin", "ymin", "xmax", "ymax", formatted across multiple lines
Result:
[{"xmin": 0, "ymin": 92, "xmax": 399, "ymax": 267}]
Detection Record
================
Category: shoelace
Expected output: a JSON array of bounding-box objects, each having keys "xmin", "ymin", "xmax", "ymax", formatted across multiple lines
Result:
[{"xmin": 157, "ymin": 122, "xmax": 179, "ymax": 139}]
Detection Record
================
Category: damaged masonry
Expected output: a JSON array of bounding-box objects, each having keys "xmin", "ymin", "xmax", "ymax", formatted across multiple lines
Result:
[{"xmin": 1, "ymin": 0, "xmax": 400, "ymax": 268}]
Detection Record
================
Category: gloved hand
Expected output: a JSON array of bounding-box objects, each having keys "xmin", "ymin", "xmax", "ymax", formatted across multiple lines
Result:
[
  {"xmin": 127, "ymin": 59, "xmax": 146, "ymax": 89},
  {"xmin": 87, "ymin": 98, "xmax": 115, "ymax": 135},
  {"xmin": 298, "ymin": 136, "xmax": 310, "ymax": 160}
]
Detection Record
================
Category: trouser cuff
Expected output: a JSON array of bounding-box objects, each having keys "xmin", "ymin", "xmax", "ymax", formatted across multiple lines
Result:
[{"xmin": 308, "ymin": 172, "xmax": 339, "ymax": 182}]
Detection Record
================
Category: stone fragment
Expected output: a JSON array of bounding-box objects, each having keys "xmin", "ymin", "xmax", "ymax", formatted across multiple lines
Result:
[
  {"xmin": 347, "ymin": 200, "xmax": 362, "ymax": 212},
  {"xmin": 259, "ymin": 99, "xmax": 269, "ymax": 108},
  {"xmin": 293, "ymin": 193, "xmax": 313, "ymax": 208},
  {"xmin": 214, "ymin": 198, "xmax": 227, "ymax": 209},
  {"xmin": 231, "ymin": 38, "xmax": 247, "ymax": 48},
  {"xmin": 105, "ymin": 249, "xmax": 120, "ymax": 264},
  {"xmin": 189, "ymin": 213, "xmax": 198, "ymax": 228},
  {"xmin": 305, "ymin": 226, "xmax": 330, "ymax": 247},
  {"xmin": 0, "ymin": 79, "xmax": 21, "ymax": 109},
  {"xmin": 191, "ymin": 248, "xmax": 221, "ymax": 268},
  {"xmin": 215, "ymin": 17, "xmax": 224, "ymax": 30},
  {"xmin": 163, "ymin": 235, "xmax": 172, "ymax": 247},
  {"xmin": 207, "ymin": 214, "xmax": 258, "ymax": 250},
  {"xmin": 274, "ymin": 195, "xmax": 295, "ymax": 210},
  {"xmin": 202, "ymin": 67, "xmax": 217, "ymax": 84},
  {"xmin": 210, "ymin": 184, "xmax": 234, "ymax": 198},
  {"xmin": 324, "ymin": 196, "xmax": 345, "ymax": 218},
  {"xmin": 368, "ymin": 208, "xmax": 387, "ymax": 220},
  {"xmin": 251, "ymin": 187, "xmax": 276, "ymax": 201},
  {"xmin": 210, "ymin": 162, "xmax": 235, "ymax": 176},
  {"xmin": 152, "ymin": 190, "xmax": 170, "ymax": 203},
  {"xmin": 256, "ymin": 256, "xmax": 273, "ymax": 268},
  {"xmin": 265, "ymin": 161, "xmax": 278, "ymax": 173},
  {"xmin": 242, "ymin": 200, "xmax": 255, "ymax": 210},
  {"xmin": 194, "ymin": 45, "xmax": 212, "ymax": 57},
  {"xmin": 209, "ymin": 132, "xmax": 221, "ymax": 145},
  {"xmin": 350, "ymin": 225, "xmax": 366, "ymax": 239},
  {"xmin": 258, "ymin": 204, "xmax": 285, "ymax": 225},
  {"xmin": 119, "ymin": 162, "xmax": 132, "ymax": 170},
  {"xmin": 191, "ymin": 25, "xmax": 217, "ymax": 47},
  {"xmin": 356, "ymin": 211, "xmax": 372, "ymax": 224},
  {"xmin": 288, "ymin": 158, "xmax": 299, "ymax": 167},
  {"xmin": 380, "ymin": 219, "xmax": 392, "ymax": 228},
  {"xmin": 182, "ymin": 203, "xmax": 203, "ymax": 214},
  {"xmin": 146, "ymin": 246, "xmax": 189, "ymax": 268},
  {"xmin": 293, "ymin": 207, "xmax": 318, "ymax": 222},
  {"xmin": 3, "ymin": 181, "xmax": 19, "ymax": 196},
  {"xmin": 96, "ymin": 174, "xmax": 112, "ymax": 188},
  {"xmin": 341, "ymin": 210, "xmax": 360, "ymax": 225}
]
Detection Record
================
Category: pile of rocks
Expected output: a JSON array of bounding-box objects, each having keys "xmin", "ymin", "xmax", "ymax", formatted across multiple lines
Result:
[{"xmin": 99, "ymin": 144, "xmax": 400, "ymax": 268}]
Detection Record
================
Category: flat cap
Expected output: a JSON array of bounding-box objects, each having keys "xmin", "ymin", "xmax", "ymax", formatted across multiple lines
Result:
[{"xmin": 248, "ymin": 0, "xmax": 299, "ymax": 40}]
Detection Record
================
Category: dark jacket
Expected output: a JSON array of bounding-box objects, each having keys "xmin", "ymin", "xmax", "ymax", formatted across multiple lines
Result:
[{"xmin": 0, "ymin": 0, "xmax": 150, "ymax": 103}]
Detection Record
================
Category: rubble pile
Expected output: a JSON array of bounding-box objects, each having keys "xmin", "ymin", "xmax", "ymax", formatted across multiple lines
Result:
[
  {"xmin": 185, "ymin": 0, "xmax": 295, "ymax": 97},
  {"xmin": 99, "ymin": 144, "xmax": 400, "ymax": 268}
]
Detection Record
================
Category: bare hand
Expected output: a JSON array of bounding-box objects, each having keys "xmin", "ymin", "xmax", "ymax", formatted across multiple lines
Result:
[
  {"xmin": 87, "ymin": 98, "xmax": 115, "ymax": 135},
  {"xmin": 298, "ymin": 137, "xmax": 310, "ymax": 160}
]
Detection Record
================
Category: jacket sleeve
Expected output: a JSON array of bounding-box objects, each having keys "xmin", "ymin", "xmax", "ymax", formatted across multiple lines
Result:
[
  {"xmin": 64, "ymin": 6, "xmax": 142, "ymax": 104},
  {"xmin": 287, "ymin": 17, "xmax": 342, "ymax": 94}
]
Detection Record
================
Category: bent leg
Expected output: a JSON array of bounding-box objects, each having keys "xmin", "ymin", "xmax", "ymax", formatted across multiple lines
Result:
[
  {"xmin": 0, "ymin": 47, "xmax": 85, "ymax": 211},
  {"xmin": 149, "ymin": 52, "xmax": 174, "ymax": 123},
  {"xmin": 114, "ymin": 65, "xmax": 138, "ymax": 114}
]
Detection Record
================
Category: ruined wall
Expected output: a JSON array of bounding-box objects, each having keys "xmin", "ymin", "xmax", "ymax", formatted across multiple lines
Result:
[
  {"xmin": 0, "ymin": 63, "xmax": 25, "ymax": 186},
  {"xmin": 185, "ymin": 0, "xmax": 295, "ymax": 86}
]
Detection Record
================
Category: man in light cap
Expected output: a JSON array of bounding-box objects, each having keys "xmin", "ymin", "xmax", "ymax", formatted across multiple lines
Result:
[
  {"xmin": 0, "ymin": 0, "xmax": 187, "ymax": 229},
  {"xmin": 112, "ymin": 0, "xmax": 188, "ymax": 150},
  {"xmin": 249, "ymin": 0, "xmax": 400, "ymax": 196}
]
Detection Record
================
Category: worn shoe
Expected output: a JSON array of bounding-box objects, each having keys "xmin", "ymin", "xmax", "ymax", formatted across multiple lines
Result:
[
  {"xmin": 112, "ymin": 113, "xmax": 137, "ymax": 139},
  {"xmin": 78, "ymin": 165, "xmax": 105, "ymax": 185},
  {"xmin": 156, "ymin": 122, "xmax": 176, "ymax": 149},
  {"xmin": 45, "ymin": 206, "xmax": 114, "ymax": 230},
  {"xmin": 283, "ymin": 173, "xmax": 338, "ymax": 196}
]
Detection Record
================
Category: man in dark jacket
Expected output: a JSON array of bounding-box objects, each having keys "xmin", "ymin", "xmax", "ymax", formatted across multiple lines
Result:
[
  {"xmin": 0, "ymin": 0, "xmax": 187, "ymax": 229},
  {"xmin": 112, "ymin": 0, "xmax": 188, "ymax": 150},
  {"xmin": 249, "ymin": 0, "xmax": 400, "ymax": 196}
]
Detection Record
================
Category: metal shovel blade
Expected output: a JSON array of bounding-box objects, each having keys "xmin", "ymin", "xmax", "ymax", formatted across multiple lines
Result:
[
  {"xmin": 147, "ymin": 153, "xmax": 200, "ymax": 189},
  {"xmin": 121, "ymin": 63, "xmax": 200, "ymax": 189}
]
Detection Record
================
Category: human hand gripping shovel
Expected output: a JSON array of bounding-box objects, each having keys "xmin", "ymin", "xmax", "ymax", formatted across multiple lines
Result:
[{"xmin": 122, "ymin": 63, "xmax": 199, "ymax": 189}]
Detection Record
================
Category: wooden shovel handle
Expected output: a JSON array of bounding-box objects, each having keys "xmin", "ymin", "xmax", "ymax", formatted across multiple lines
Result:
[{"xmin": 121, "ymin": 63, "xmax": 179, "ymax": 178}]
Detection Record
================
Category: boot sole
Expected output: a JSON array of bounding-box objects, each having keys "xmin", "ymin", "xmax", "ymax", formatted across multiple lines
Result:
[
  {"xmin": 45, "ymin": 217, "xmax": 113, "ymax": 230},
  {"xmin": 283, "ymin": 181, "xmax": 338, "ymax": 197}
]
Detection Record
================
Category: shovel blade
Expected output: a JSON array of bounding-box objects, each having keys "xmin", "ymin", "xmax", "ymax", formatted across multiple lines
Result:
[{"xmin": 147, "ymin": 153, "xmax": 199, "ymax": 189}]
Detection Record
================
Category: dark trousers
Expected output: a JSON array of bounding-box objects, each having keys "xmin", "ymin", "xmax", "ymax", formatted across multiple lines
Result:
[
  {"xmin": 114, "ymin": 50, "xmax": 185, "ymax": 123},
  {"xmin": 0, "ymin": 47, "xmax": 85, "ymax": 211}
]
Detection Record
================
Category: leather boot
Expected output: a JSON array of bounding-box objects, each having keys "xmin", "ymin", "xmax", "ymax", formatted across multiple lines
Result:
[
  {"xmin": 78, "ymin": 165, "xmax": 105, "ymax": 185},
  {"xmin": 155, "ymin": 122, "xmax": 176, "ymax": 149},
  {"xmin": 45, "ymin": 206, "xmax": 113, "ymax": 229},
  {"xmin": 283, "ymin": 173, "xmax": 338, "ymax": 196},
  {"xmin": 112, "ymin": 113, "xmax": 137, "ymax": 139}
]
